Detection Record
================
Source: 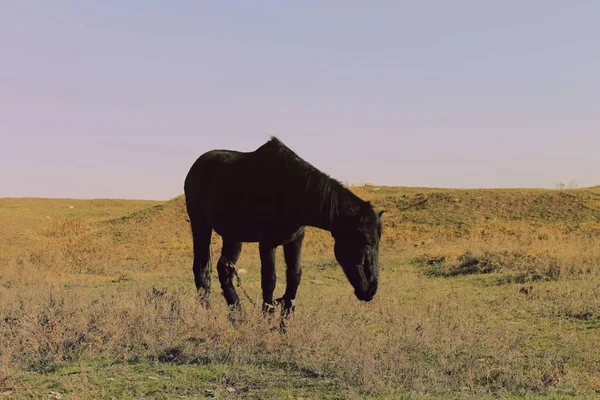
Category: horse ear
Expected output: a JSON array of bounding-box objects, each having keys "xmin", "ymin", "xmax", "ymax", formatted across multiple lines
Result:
[
  {"xmin": 378, "ymin": 210, "xmax": 385, "ymax": 218},
  {"xmin": 361, "ymin": 202, "xmax": 371, "ymax": 213}
]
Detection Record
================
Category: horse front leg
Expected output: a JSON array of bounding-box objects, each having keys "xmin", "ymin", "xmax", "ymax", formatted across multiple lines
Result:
[
  {"xmin": 280, "ymin": 231, "xmax": 305, "ymax": 317},
  {"xmin": 259, "ymin": 243, "xmax": 277, "ymax": 314}
]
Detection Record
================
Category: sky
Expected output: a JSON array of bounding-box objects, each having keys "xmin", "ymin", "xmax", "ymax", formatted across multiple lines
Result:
[{"xmin": 1, "ymin": 1, "xmax": 598, "ymax": 200}]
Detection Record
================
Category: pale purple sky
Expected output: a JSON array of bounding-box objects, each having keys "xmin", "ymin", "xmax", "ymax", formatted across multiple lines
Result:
[{"xmin": 1, "ymin": 1, "xmax": 598, "ymax": 200}]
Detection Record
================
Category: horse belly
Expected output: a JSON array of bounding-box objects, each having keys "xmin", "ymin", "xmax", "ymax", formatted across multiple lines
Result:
[
  {"xmin": 202, "ymin": 190, "xmax": 302, "ymax": 244},
  {"xmin": 209, "ymin": 216, "xmax": 302, "ymax": 245},
  {"xmin": 207, "ymin": 217, "xmax": 262, "ymax": 243}
]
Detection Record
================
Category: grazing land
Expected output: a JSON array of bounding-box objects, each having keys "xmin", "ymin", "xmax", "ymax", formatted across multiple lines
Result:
[{"xmin": 1, "ymin": 186, "xmax": 600, "ymax": 399}]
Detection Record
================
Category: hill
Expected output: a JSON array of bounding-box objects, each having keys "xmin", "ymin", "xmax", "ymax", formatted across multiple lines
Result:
[
  {"xmin": 0, "ymin": 197, "xmax": 161, "ymax": 251},
  {"xmin": 100, "ymin": 185, "xmax": 600, "ymax": 245},
  {"xmin": 4, "ymin": 187, "xmax": 599, "ymax": 280},
  {"xmin": 66, "ymin": 185, "xmax": 600, "ymax": 282}
]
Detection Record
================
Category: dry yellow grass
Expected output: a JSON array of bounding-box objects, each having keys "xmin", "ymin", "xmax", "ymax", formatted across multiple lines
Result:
[{"xmin": 1, "ymin": 187, "xmax": 599, "ymax": 398}]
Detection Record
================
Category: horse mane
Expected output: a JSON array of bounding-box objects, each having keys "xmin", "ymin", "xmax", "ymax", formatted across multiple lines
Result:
[{"xmin": 260, "ymin": 137, "xmax": 345, "ymax": 224}]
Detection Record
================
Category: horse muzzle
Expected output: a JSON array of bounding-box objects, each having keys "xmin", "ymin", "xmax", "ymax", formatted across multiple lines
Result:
[{"xmin": 355, "ymin": 283, "xmax": 377, "ymax": 302}]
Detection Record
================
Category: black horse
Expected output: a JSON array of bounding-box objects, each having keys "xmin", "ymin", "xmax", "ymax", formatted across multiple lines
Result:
[{"xmin": 184, "ymin": 137, "xmax": 382, "ymax": 313}]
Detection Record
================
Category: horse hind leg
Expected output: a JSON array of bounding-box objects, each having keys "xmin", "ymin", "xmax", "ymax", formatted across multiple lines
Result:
[
  {"xmin": 217, "ymin": 239, "xmax": 242, "ymax": 308},
  {"xmin": 190, "ymin": 216, "xmax": 213, "ymax": 308}
]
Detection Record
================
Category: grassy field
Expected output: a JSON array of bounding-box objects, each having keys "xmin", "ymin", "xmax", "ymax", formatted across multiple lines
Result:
[{"xmin": 1, "ymin": 187, "xmax": 600, "ymax": 399}]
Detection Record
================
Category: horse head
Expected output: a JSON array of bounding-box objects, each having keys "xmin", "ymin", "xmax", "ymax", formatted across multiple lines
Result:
[{"xmin": 332, "ymin": 202, "xmax": 383, "ymax": 302}]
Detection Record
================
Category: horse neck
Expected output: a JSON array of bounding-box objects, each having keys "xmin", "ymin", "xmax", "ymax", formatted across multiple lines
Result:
[{"xmin": 302, "ymin": 182, "xmax": 364, "ymax": 232}]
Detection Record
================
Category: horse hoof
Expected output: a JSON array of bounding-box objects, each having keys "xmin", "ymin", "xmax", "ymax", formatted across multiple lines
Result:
[
  {"xmin": 227, "ymin": 303, "xmax": 244, "ymax": 325},
  {"xmin": 262, "ymin": 302, "xmax": 276, "ymax": 315},
  {"xmin": 197, "ymin": 289, "xmax": 211, "ymax": 309},
  {"xmin": 275, "ymin": 298, "xmax": 295, "ymax": 316},
  {"xmin": 198, "ymin": 297, "xmax": 211, "ymax": 309}
]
